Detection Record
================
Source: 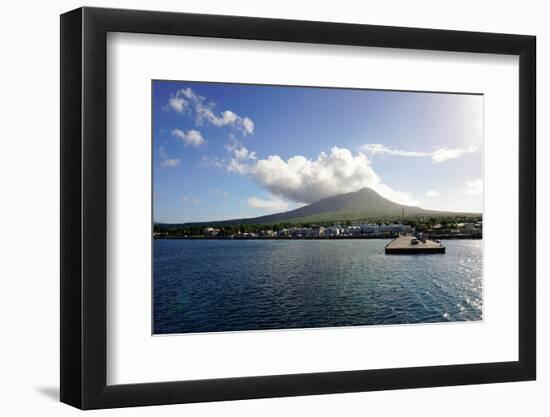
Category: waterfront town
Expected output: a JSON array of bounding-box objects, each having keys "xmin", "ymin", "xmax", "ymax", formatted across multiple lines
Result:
[{"xmin": 154, "ymin": 218, "xmax": 482, "ymax": 240}]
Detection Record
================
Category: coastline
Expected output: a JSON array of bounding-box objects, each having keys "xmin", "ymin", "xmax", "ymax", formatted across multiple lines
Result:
[{"xmin": 154, "ymin": 234, "xmax": 482, "ymax": 240}]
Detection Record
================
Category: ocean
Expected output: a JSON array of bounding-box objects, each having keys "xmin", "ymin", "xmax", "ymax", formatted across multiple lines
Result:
[{"xmin": 153, "ymin": 239, "xmax": 482, "ymax": 334}]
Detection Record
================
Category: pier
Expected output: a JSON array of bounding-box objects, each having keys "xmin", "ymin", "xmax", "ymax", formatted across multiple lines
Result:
[{"xmin": 385, "ymin": 235, "xmax": 445, "ymax": 254}]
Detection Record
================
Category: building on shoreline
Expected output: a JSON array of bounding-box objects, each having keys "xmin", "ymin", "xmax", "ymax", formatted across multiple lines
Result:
[
  {"xmin": 250, "ymin": 222, "xmax": 413, "ymax": 239},
  {"xmin": 155, "ymin": 219, "xmax": 482, "ymax": 240}
]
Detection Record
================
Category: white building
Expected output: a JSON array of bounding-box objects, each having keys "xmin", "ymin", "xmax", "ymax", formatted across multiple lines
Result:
[
  {"xmin": 326, "ymin": 227, "xmax": 341, "ymax": 237},
  {"xmin": 309, "ymin": 226, "xmax": 326, "ymax": 237}
]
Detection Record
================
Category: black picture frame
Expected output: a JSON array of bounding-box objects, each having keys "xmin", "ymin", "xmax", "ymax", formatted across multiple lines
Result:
[{"xmin": 60, "ymin": 6, "xmax": 536, "ymax": 410}]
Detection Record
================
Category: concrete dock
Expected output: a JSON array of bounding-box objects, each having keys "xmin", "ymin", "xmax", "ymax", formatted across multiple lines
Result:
[{"xmin": 385, "ymin": 235, "xmax": 445, "ymax": 254}]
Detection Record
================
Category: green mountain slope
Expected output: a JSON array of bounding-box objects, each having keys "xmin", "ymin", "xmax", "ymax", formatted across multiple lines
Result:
[{"xmin": 159, "ymin": 188, "xmax": 480, "ymax": 227}]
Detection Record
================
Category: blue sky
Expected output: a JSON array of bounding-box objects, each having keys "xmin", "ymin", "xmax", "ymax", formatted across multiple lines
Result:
[{"xmin": 153, "ymin": 80, "xmax": 483, "ymax": 223}]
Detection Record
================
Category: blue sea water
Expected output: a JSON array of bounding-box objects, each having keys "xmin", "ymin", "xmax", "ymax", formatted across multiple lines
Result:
[{"xmin": 153, "ymin": 239, "xmax": 482, "ymax": 334}]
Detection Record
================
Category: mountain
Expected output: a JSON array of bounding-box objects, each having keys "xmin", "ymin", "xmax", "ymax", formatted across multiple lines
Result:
[{"xmin": 158, "ymin": 188, "xmax": 480, "ymax": 228}]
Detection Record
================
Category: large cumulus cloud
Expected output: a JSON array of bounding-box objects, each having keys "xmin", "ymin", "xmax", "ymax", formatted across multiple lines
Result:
[{"xmin": 230, "ymin": 146, "xmax": 418, "ymax": 206}]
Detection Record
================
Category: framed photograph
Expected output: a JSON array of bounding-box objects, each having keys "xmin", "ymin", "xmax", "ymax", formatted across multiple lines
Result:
[{"xmin": 60, "ymin": 7, "xmax": 536, "ymax": 409}]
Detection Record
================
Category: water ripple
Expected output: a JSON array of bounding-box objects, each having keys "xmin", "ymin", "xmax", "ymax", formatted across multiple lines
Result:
[{"xmin": 154, "ymin": 239, "xmax": 483, "ymax": 334}]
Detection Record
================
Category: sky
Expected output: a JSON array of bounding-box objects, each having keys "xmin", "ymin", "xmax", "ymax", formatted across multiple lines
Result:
[{"xmin": 153, "ymin": 80, "xmax": 483, "ymax": 223}]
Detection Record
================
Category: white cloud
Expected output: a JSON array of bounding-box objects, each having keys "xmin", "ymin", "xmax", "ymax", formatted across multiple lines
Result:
[
  {"xmin": 234, "ymin": 147, "xmax": 257, "ymax": 160},
  {"xmin": 182, "ymin": 195, "xmax": 201, "ymax": 205},
  {"xmin": 171, "ymin": 128, "xmax": 204, "ymax": 147},
  {"xmin": 361, "ymin": 143, "xmax": 478, "ymax": 164},
  {"xmin": 200, "ymin": 156, "xmax": 226, "ymax": 169},
  {"xmin": 158, "ymin": 145, "xmax": 168, "ymax": 159},
  {"xmin": 241, "ymin": 118, "xmax": 255, "ymax": 136},
  {"xmin": 362, "ymin": 143, "xmax": 427, "ymax": 158},
  {"xmin": 168, "ymin": 97, "xmax": 188, "ymax": 113},
  {"xmin": 426, "ymin": 190, "xmax": 439, "ymax": 197},
  {"xmin": 225, "ymin": 137, "xmax": 257, "ymax": 161},
  {"xmin": 460, "ymin": 179, "xmax": 483, "ymax": 195},
  {"xmin": 167, "ymin": 87, "xmax": 254, "ymax": 136},
  {"xmin": 230, "ymin": 146, "xmax": 418, "ymax": 206},
  {"xmin": 160, "ymin": 158, "xmax": 181, "ymax": 168},
  {"xmin": 431, "ymin": 145, "xmax": 478, "ymax": 163},
  {"xmin": 227, "ymin": 158, "xmax": 250, "ymax": 175},
  {"xmin": 185, "ymin": 130, "xmax": 204, "ymax": 146},
  {"xmin": 158, "ymin": 145, "xmax": 180, "ymax": 168},
  {"xmin": 247, "ymin": 195, "xmax": 289, "ymax": 212}
]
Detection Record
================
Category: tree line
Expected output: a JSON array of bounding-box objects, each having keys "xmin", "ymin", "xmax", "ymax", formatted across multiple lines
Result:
[{"xmin": 154, "ymin": 215, "xmax": 482, "ymax": 236}]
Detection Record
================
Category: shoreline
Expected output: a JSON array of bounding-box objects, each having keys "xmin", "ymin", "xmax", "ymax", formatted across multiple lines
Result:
[{"xmin": 154, "ymin": 234, "xmax": 482, "ymax": 241}]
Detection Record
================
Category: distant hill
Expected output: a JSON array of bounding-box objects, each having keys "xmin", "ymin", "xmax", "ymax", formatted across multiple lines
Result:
[{"xmin": 158, "ymin": 187, "xmax": 480, "ymax": 227}]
